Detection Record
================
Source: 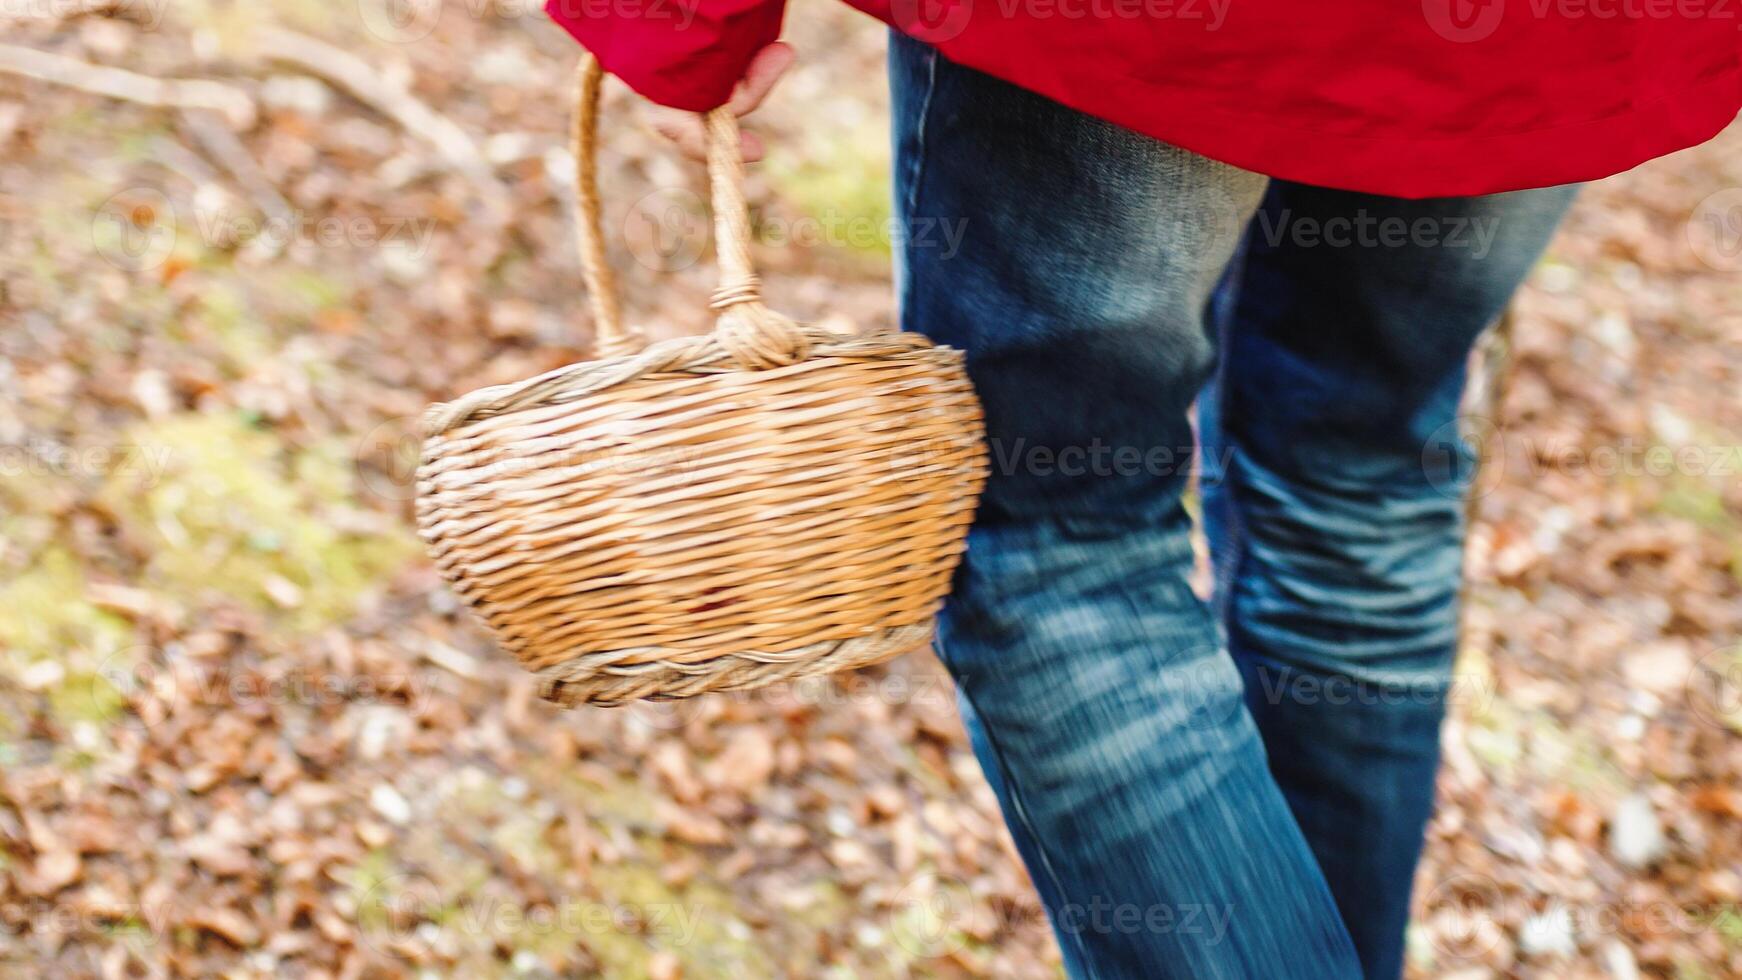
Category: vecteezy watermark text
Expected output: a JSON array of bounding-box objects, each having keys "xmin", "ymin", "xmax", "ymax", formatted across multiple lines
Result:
[
  {"xmin": 889, "ymin": 872, "xmax": 1236, "ymax": 958},
  {"xmin": 93, "ymin": 187, "xmax": 439, "ymax": 272},
  {"xmin": 1254, "ymin": 208, "xmax": 1501, "ymax": 258},
  {"xmin": 357, "ymin": 0, "xmax": 704, "ymax": 43},
  {"xmin": 894, "ymin": 0, "xmax": 1231, "ymax": 44},
  {"xmin": 981, "ymin": 438, "xmax": 1234, "ymax": 483},
  {"xmin": 0, "ymin": 441, "xmax": 172, "ymax": 484},
  {"xmin": 622, "ymin": 187, "xmax": 970, "ymax": 273},
  {"xmin": 193, "ymin": 208, "xmax": 437, "ymax": 257},
  {"xmin": 1424, "ymin": 0, "xmax": 1741, "ymax": 42}
]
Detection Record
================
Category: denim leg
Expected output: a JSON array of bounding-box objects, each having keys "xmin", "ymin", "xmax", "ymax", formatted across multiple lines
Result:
[
  {"xmin": 890, "ymin": 33, "xmax": 1361, "ymax": 979},
  {"xmin": 1202, "ymin": 182, "xmax": 1578, "ymax": 978}
]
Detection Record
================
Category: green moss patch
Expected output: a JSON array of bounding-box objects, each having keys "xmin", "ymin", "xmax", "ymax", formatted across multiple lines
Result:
[{"xmin": 95, "ymin": 412, "xmax": 417, "ymax": 632}]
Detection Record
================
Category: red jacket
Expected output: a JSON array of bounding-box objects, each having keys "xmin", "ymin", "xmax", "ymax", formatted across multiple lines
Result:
[{"xmin": 546, "ymin": 0, "xmax": 1741, "ymax": 198}]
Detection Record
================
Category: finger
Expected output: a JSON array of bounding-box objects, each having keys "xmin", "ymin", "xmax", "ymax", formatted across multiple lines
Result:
[
  {"xmin": 727, "ymin": 42, "xmax": 795, "ymax": 117},
  {"xmin": 739, "ymin": 129, "xmax": 766, "ymax": 163},
  {"xmin": 649, "ymin": 111, "xmax": 708, "ymax": 161}
]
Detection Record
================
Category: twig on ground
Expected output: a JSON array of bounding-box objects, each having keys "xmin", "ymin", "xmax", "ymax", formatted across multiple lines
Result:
[
  {"xmin": 0, "ymin": 42, "xmax": 256, "ymax": 129},
  {"xmin": 177, "ymin": 106, "xmax": 296, "ymax": 244},
  {"xmin": 145, "ymin": 133, "xmax": 221, "ymax": 184},
  {"xmin": 0, "ymin": 0, "xmax": 146, "ymax": 27},
  {"xmin": 251, "ymin": 27, "xmax": 507, "ymax": 200}
]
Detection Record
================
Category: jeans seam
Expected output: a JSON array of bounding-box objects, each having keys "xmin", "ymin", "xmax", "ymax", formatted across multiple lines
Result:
[
  {"xmin": 950, "ymin": 674, "xmax": 1101, "ymax": 977},
  {"xmin": 903, "ymin": 43, "xmax": 939, "ymax": 221}
]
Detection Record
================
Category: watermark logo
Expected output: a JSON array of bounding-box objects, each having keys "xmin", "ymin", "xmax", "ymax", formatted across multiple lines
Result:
[
  {"xmin": 0, "ymin": 441, "xmax": 173, "ymax": 484},
  {"xmin": 1248, "ymin": 668, "xmax": 1497, "ymax": 715},
  {"xmin": 980, "ymin": 437, "xmax": 1230, "ymax": 483},
  {"xmin": 357, "ymin": 0, "xmax": 443, "ymax": 43},
  {"xmin": 355, "ymin": 416, "xmax": 425, "ymax": 503},
  {"xmin": 892, "ymin": 0, "xmax": 976, "ymax": 43},
  {"xmin": 888, "ymin": 872, "xmax": 971, "ymax": 958},
  {"xmin": 94, "ymin": 644, "xmax": 185, "ymax": 732},
  {"xmin": 1162, "ymin": 184, "xmax": 1245, "ymax": 275},
  {"xmin": 192, "ymin": 207, "xmax": 438, "ymax": 259},
  {"xmin": 1423, "ymin": 872, "xmax": 1507, "ymax": 960},
  {"xmin": 1423, "ymin": 0, "xmax": 1506, "ymax": 41},
  {"xmin": 890, "ymin": 0, "xmax": 1230, "ymax": 38},
  {"xmin": 93, "ymin": 187, "xmax": 439, "ymax": 271},
  {"xmin": 1421, "ymin": 418, "xmax": 1741, "ymax": 501},
  {"xmin": 355, "ymin": 871, "xmax": 446, "ymax": 952},
  {"xmin": 624, "ymin": 187, "xmax": 710, "ymax": 273},
  {"xmin": 1177, "ymin": 656, "xmax": 1249, "ymax": 732},
  {"xmin": 1688, "ymin": 187, "xmax": 1742, "ymax": 273},
  {"xmin": 1422, "ymin": 415, "xmax": 1506, "ymax": 500},
  {"xmin": 1427, "ymin": 0, "xmax": 1742, "ymax": 43},
  {"xmin": 1686, "ymin": 643, "xmax": 1742, "ymax": 733},
  {"xmin": 355, "ymin": 871, "xmax": 706, "ymax": 955},
  {"xmin": 618, "ymin": 185, "xmax": 967, "ymax": 271},
  {"xmin": 1253, "ymin": 207, "xmax": 1501, "ymax": 258},
  {"xmin": 94, "ymin": 644, "xmax": 431, "ymax": 729},
  {"xmin": 544, "ymin": 0, "xmax": 701, "ymax": 30},
  {"xmin": 92, "ymin": 187, "xmax": 176, "ymax": 272}
]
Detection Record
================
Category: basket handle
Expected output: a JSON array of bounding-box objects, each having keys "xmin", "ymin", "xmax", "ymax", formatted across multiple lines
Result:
[{"xmin": 571, "ymin": 53, "xmax": 812, "ymax": 369}]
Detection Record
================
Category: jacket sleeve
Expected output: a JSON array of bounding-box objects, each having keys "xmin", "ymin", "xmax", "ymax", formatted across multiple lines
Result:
[{"xmin": 544, "ymin": 0, "xmax": 787, "ymax": 111}]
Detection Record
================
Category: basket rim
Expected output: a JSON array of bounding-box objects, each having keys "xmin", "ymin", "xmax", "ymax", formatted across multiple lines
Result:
[{"xmin": 421, "ymin": 325, "xmax": 963, "ymax": 438}]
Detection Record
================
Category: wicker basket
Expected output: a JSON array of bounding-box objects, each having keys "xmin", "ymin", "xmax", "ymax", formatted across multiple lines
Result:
[{"xmin": 414, "ymin": 55, "xmax": 988, "ymax": 706}]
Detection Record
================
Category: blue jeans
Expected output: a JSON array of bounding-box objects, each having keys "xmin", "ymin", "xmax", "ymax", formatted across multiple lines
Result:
[{"xmin": 890, "ymin": 33, "xmax": 1576, "ymax": 980}]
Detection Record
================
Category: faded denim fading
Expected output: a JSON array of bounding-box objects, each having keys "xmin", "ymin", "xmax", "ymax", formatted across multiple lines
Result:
[{"xmin": 890, "ymin": 30, "xmax": 1576, "ymax": 980}]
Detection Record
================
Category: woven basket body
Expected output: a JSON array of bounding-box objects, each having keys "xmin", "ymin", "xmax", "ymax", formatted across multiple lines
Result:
[{"xmin": 415, "ymin": 56, "xmax": 987, "ymax": 706}]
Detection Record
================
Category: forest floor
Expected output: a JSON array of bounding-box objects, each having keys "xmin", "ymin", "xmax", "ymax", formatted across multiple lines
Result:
[{"xmin": 0, "ymin": 3, "xmax": 1738, "ymax": 977}]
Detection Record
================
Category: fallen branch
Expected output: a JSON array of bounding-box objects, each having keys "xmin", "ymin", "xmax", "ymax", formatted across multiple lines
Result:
[
  {"xmin": 252, "ymin": 26, "xmax": 506, "ymax": 199},
  {"xmin": 0, "ymin": 0, "xmax": 144, "ymax": 27},
  {"xmin": 177, "ymin": 106, "xmax": 296, "ymax": 243},
  {"xmin": 0, "ymin": 42, "xmax": 255, "ymax": 129}
]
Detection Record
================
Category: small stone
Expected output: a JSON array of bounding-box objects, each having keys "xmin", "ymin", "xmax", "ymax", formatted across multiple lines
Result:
[
  {"xmin": 260, "ymin": 76, "xmax": 333, "ymax": 116},
  {"xmin": 1518, "ymin": 906, "xmax": 1575, "ymax": 958},
  {"xmin": 828, "ymin": 839, "xmax": 876, "ymax": 873},
  {"xmin": 262, "ymin": 574, "xmax": 304, "ymax": 610},
  {"xmin": 370, "ymin": 784, "xmax": 412, "ymax": 826},
  {"xmin": 187, "ymin": 908, "xmax": 260, "ymax": 947},
  {"xmin": 31, "ymin": 850, "xmax": 82, "ymax": 894},
  {"xmin": 19, "ymin": 660, "xmax": 65, "ymax": 692},
  {"xmin": 130, "ymin": 369, "xmax": 175, "ymax": 418},
  {"xmin": 655, "ymin": 800, "xmax": 728, "ymax": 846},
  {"xmin": 356, "ymin": 820, "xmax": 393, "ymax": 849},
  {"xmin": 1599, "ymin": 938, "xmax": 1640, "ymax": 980},
  {"xmin": 1620, "ymin": 640, "xmax": 1691, "ymax": 697},
  {"xmin": 1608, "ymin": 794, "xmax": 1667, "ymax": 869},
  {"xmin": 183, "ymin": 833, "xmax": 253, "ymax": 876},
  {"xmin": 1613, "ymin": 714, "xmax": 1646, "ymax": 741},
  {"xmin": 650, "ymin": 743, "xmax": 703, "ymax": 804},
  {"xmin": 708, "ymin": 729, "xmax": 776, "ymax": 795}
]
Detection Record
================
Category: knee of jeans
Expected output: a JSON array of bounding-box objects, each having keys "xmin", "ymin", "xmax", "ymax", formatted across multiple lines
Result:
[
  {"xmin": 939, "ymin": 523, "xmax": 1260, "ymax": 823},
  {"xmin": 1226, "ymin": 448, "xmax": 1464, "ymax": 687},
  {"xmin": 956, "ymin": 633, "xmax": 1258, "ymax": 827}
]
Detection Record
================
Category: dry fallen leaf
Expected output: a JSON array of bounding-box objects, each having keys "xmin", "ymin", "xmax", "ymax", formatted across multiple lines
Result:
[
  {"xmin": 30, "ymin": 850, "xmax": 83, "ymax": 895},
  {"xmin": 708, "ymin": 728, "xmax": 777, "ymax": 795}
]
